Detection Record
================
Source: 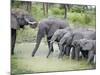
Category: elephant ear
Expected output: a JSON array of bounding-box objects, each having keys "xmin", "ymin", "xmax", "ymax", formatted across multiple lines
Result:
[
  {"xmin": 11, "ymin": 9, "xmax": 27, "ymax": 18},
  {"xmin": 11, "ymin": 14, "xmax": 19, "ymax": 29},
  {"xmin": 11, "ymin": 9, "xmax": 28, "ymax": 29},
  {"xmin": 80, "ymin": 40, "xmax": 93, "ymax": 50}
]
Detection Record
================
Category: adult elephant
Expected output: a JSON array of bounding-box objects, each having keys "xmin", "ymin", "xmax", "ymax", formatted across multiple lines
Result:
[
  {"xmin": 11, "ymin": 9, "xmax": 38, "ymax": 55},
  {"xmin": 72, "ymin": 39, "xmax": 96, "ymax": 64},
  {"xmin": 32, "ymin": 18, "xmax": 69, "ymax": 57}
]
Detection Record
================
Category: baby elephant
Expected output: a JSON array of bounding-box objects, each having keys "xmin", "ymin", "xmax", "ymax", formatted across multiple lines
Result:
[
  {"xmin": 46, "ymin": 27, "xmax": 71, "ymax": 58},
  {"xmin": 72, "ymin": 39, "xmax": 96, "ymax": 64}
]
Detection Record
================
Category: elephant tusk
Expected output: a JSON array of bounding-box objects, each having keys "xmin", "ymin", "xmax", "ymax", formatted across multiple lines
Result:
[
  {"xmin": 28, "ymin": 21, "xmax": 37, "ymax": 25},
  {"xmin": 25, "ymin": 18, "xmax": 37, "ymax": 25}
]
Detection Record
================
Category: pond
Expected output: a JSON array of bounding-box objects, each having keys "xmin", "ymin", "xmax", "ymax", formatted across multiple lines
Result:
[{"xmin": 11, "ymin": 43, "xmax": 95, "ymax": 74}]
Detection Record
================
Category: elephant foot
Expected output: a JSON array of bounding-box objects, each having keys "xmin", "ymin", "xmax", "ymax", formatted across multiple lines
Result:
[
  {"xmin": 32, "ymin": 52, "xmax": 35, "ymax": 57},
  {"xmin": 32, "ymin": 50, "xmax": 37, "ymax": 57},
  {"xmin": 46, "ymin": 55, "xmax": 49, "ymax": 58},
  {"xmin": 32, "ymin": 53, "xmax": 35, "ymax": 57},
  {"xmin": 46, "ymin": 52, "xmax": 52, "ymax": 58}
]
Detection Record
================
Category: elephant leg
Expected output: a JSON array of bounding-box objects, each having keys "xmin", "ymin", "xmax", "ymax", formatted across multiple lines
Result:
[
  {"xmin": 58, "ymin": 43, "xmax": 64, "ymax": 58},
  {"xmin": 46, "ymin": 38, "xmax": 54, "ymax": 58},
  {"xmin": 81, "ymin": 50, "xmax": 88, "ymax": 58},
  {"xmin": 62, "ymin": 45, "xmax": 66, "ymax": 57},
  {"xmin": 70, "ymin": 47, "xmax": 75, "ymax": 59},
  {"xmin": 48, "ymin": 37, "xmax": 54, "ymax": 52},
  {"xmin": 65, "ymin": 46, "xmax": 71, "ymax": 56},
  {"xmin": 87, "ymin": 50, "xmax": 94, "ymax": 64},
  {"xmin": 75, "ymin": 47, "xmax": 80, "ymax": 61},
  {"xmin": 58, "ymin": 45, "xmax": 65, "ymax": 58},
  {"xmin": 11, "ymin": 29, "xmax": 16, "ymax": 55}
]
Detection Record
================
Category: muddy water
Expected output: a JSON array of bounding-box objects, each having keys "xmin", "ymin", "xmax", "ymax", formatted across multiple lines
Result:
[{"xmin": 11, "ymin": 43, "xmax": 95, "ymax": 74}]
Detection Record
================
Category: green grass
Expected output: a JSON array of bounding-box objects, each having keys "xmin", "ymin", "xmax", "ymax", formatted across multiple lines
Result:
[
  {"xmin": 11, "ymin": 43, "xmax": 95, "ymax": 74},
  {"xmin": 16, "ymin": 26, "xmax": 38, "ymax": 43}
]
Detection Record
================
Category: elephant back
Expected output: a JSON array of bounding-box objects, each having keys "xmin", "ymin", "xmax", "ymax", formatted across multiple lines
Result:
[
  {"xmin": 45, "ymin": 18, "xmax": 69, "ymax": 38},
  {"xmin": 72, "ymin": 31, "xmax": 84, "ymax": 41},
  {"xmin": 81, "ymin": 30, "xmax": 96, "ymax": 40},
  {"xmin": 72, "ymin": 28, "xmax": 96, "ymax": 41}
]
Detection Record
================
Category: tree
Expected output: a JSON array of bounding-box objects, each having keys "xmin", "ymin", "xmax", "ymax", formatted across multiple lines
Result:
[
  {"xmin": 11, "ymin": 0, "xmax": 32, "ymax": 13},
  {"xmin": 43, "ymin": 3, "xmax": 48, "ymax": 16},
  {"xmin": 20, "ymin": 1, "xmax": 32, "ymax": 13},
  {"xmin": 64, "ymin": 4, "xmax": 67, "ymax": 19}
]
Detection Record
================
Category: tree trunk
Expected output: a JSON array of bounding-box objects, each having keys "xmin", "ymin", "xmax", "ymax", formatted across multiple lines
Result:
[
  {"xmin": 64, "ymin": 4, "xmax": 67, "ymax": 19},
  {"xmin": 43, "ymin": 3, "xmax": 45, "ymax": 15},
  {"xmin": 27, "ymin": 2, "xmax": 32, "ymax": 13},
  {"xmin": 46, "ymin": 3, "xmax": 48, "ymax": 16},
  {"xmin": 43, "ymin": 3, "xmax": 48, "ymax": 16}
]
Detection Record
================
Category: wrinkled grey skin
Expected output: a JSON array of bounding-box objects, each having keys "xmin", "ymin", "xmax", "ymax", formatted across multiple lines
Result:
[
  {"xmin": 72, "ymin": 39, "xmax": 96, "ymax": 64},
  {"xmin": 49, "ymin": 28, "xmax": 95, "ymax": 58},
  {"xmin": 71, "ymin": 29, "xmax": 96, "ymax": 59},
  {"xmin": 32, "ymin": 18, "xmax": 69, "ymax": 57},
  {"xmin": 47, "ymin": 27, "xmax": 71, "ymax": 58},
  {"xmin": 58, "ymin": 31, "xmax": 73, "ymax": 58},
  {"xmin": 11, "ymin": 9, "xmax": 37, "ymax": 55}
]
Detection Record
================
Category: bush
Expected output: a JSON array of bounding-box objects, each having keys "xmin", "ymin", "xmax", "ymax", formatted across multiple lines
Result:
[
  {"xmin": 68, "ymin": 12, "xmax": 95, "ymax": 27},
  {"xmin": 32, "ymin": 5, "xmax": 45, "ymax": 21},
  {"xmin": 83, "ymin": 14, "xmax": 91, "ymax": 24},
  {"xmin": 51, "ymin": 8, "xmax": 64, "ymax": 15},
  {"xmin": 70, "ymin": 6, "xmax": 84, "ymax": 13}
]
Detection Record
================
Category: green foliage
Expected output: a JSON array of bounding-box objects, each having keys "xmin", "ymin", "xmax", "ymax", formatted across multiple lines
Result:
[
  {"xmin": 68, "ymin": 12, "xmax": 96, "ymax": 27},
  {"xmin": 70, "ymin": 6, "xmax": 85, "ymax": 13},
  {"xmin": 31, "ymin": 4, "xmax": 46, "ymax": 21},
  {"xmin": 11, "ymin": 2, "xmax": 96, "ymax": 43},
  {"xmin": 51, "ymin": 8, "xmax": 64, "ymax": 15},
  {"xmin": 11, "ymin": 0, "xmax": 22, "ymax": 8}
]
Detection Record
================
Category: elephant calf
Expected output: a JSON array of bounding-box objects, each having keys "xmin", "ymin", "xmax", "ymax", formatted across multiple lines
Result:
[
  {"xmin": 47, "ymin": 27, "xmax": 71, "ymax": 58},
  {"xmin": 72, "ymin": 39, "xmax": 96, "ymax": 64}
]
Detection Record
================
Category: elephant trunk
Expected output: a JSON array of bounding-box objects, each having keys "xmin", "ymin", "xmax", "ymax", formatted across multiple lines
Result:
[
  {"xmin": 24, "ymin": 18, "xmax": 37, "ymax": 28},
  {"xmin": 32, "ymin": 34, "xmax": 42, "ymax": 57}
]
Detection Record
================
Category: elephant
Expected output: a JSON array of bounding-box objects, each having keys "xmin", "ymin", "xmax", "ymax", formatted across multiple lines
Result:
[
  {"xmin": 58, "ymin": 31, "xmax": 73, "ymax": 58},
  {"xmin": 70, "ymin": 29, "xmax": 96, "ymax": 59},
  {"xmin": 72, "ymin": 39, "xmax": 96, "ymax": 64},
  {"xmin": 11, "ymin": 9, "xmax": 38, "ymax": 55},
  {"xmin": 49, "ymin": 28, "xmax": 95, "ymax": 58},
  {"xmin": 32, "ymin": 18, "xmax": 69, "ymax": 57},
  {"xmin": 46, "ymin": 27, "xmax": 72, "ymax": 58}
]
